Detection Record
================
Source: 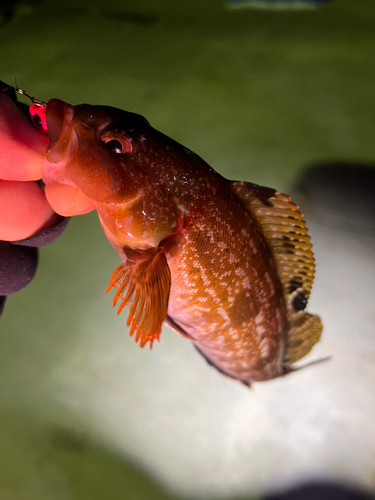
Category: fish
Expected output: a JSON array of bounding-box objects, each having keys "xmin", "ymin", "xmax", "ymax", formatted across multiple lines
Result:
[{"xmin": 29, "ymin": 96, "xmax": 322, "ymax": 386}]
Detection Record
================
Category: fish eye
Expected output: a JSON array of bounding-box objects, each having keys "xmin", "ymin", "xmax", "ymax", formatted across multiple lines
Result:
[
  {"xmin": 105, "ymin": 139, "xmax": 124, "ymax": 153},
  {"xmin": 101, "ymin": 134, "xmax": 132, "ymax": 154}
]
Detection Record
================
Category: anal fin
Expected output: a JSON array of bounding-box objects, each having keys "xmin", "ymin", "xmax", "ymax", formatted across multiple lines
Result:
[{"xmin": 106, "ymin": 247, "xmax": 171, "ymax": 348}]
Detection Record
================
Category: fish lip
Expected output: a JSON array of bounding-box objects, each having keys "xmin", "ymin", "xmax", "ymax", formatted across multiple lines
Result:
[
  {"xmin": 45, "ymin": 99, "xmax": 77, "ymax": 167},
  {"xmin": 42, "ymin": 99, "xmax": 78, "ymax": 185},
  {"xmin": 46, "ymin": 99, "xmax": 74, "ymax": 153}
]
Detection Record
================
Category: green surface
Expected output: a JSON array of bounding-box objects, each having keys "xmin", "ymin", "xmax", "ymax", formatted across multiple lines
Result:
[
  {"xmin": 2, "ymin": 0, "xmax": 375, "ymax": 189},
  {"xmin": 0, "ymin": 409, "xmax": 174, "ymax": 500},
  {"xmin": 1, "ymin": 0, "xmax": 375, "ymax": 498}
]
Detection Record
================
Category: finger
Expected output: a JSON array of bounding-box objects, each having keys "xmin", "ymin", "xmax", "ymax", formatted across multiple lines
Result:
[
  {"xmin": 45, "ymin": 183, "xmax": 96, "ymax": 216},
  {"xmin": 0, "ymin": 180, "xmax": 55, "ymax": 241},
  {"xmin": 0, "ymin": 94, "xmax": 48, "ymax": 181}
]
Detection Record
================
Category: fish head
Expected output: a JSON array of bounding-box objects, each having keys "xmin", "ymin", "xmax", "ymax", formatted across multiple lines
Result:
[
  {"xmin": 42, "ymin": 98, "xmax": 151, "ymax": 204},
  {"xmin": 40, "ymin": 99, "xmax": 180, "ymax": 248}
]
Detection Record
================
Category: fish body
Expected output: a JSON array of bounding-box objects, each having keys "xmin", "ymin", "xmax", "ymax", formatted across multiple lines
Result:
[
  {"xmin": 38, "ymin": 98, "xmax": 322, "ymax": 385},
  {"xmin": 166, "ymin": 180, "xmax": 288, "ymax": 383}
]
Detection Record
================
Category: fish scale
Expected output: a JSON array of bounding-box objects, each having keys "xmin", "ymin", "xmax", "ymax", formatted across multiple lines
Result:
[{"xmin": 167, "ymin": 184, "xmax": 288, "ymax": 383}]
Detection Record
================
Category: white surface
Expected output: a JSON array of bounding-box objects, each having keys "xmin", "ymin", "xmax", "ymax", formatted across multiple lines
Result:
[{"xmin": 46, "ymin": 221, "xmax": 375, "ymax": 497}]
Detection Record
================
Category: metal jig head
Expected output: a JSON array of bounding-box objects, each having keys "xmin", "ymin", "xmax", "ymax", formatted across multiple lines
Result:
[{"xmin": 15, "ymin": 86, "xmax": 46, "ymax": 106}]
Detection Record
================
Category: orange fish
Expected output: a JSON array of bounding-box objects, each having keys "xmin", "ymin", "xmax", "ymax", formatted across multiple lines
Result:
[{"xmin": 34, "ymin": 98, "xmax": 322, "ymax": 386}]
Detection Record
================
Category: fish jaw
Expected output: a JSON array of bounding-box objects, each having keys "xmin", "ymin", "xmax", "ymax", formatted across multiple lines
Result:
[
  {"xmin": 43, "ymin": 98, "xmax": 120, "ymax": 201},
  {"xmin": 42, "ymin": 99, "xmax": 151, "ymax": 204}
]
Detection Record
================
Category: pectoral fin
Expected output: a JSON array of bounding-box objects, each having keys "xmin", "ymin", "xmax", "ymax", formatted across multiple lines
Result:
[{"xmin": 106, "ymin": 247, "xmax": 171, "ymax": 348}]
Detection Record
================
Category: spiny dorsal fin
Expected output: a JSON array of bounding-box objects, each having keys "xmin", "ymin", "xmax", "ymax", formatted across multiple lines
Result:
[
  {"xmin": 231, "ymin": 181, "xmax": 322, "ymax": 363},
  {"xmin": 231, "ymin": 181, "xmax": 316, "ymax": 316}
]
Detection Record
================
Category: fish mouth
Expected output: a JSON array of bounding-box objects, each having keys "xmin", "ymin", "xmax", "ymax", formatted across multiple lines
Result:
[
  {"xmin": 45, "ymin": 99, "xmax": 77, "ymax": 161},
  {"xmin": 43, "ymin": 98, "xmax": 78, "ymax": 185},
  {"xmin": 46, "ymin": 99, "xmax": 68, "ymax": 151}
]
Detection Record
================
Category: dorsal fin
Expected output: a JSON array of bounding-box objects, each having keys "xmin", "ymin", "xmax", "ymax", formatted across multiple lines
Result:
[
  {"xmin": 231, "ymin": 181, "xmax": 322, "ymax": 363},
  {"xmin": 231, "ymin": 181, "xmax": 315, "ymax": 312}
]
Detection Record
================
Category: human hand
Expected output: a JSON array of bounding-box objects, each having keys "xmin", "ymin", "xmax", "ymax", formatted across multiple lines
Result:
[{"xmin": 0, "ymin": 82, "xmax": 94, "ymax": 318}]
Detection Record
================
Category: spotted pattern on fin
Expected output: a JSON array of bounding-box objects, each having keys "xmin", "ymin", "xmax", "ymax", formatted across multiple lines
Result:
[
  {"xmin": 231, "ymin": 181, "xmax": 322, "ymax": 363},
  {"xmin": 292, "ymin": 290, "xmax": 308, "ymax": 311},
  {"xmin": 231, "ymin": 181, "xmax": 315, "ymax": 314}
]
